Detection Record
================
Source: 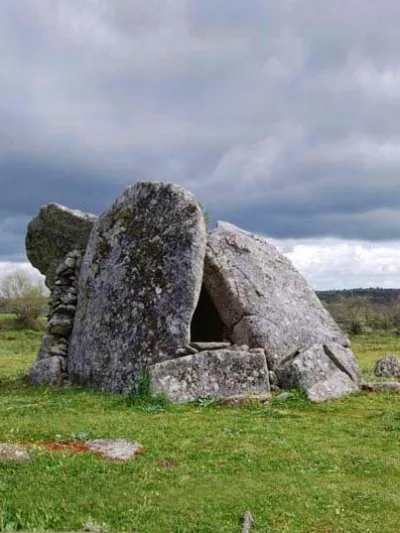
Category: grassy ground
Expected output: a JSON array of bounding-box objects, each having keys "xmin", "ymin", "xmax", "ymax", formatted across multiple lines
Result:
[{"xmin": 0, "ymin": 328, "xmax": 399, "ymax": 533}]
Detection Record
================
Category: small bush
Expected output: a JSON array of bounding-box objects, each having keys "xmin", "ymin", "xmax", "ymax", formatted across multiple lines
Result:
[
  {"xmin": 127, "ymin": 369, "xmax": 171, "ymax": 412},
  {"xmin": 0, "ymin": 270, "xmax": 48, "ymax": 329}
]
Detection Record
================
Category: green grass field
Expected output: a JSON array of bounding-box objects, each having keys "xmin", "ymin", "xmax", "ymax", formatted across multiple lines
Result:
[{"xmin": 0, "ymin": 326, "xmax": 399, "ymax": 533}]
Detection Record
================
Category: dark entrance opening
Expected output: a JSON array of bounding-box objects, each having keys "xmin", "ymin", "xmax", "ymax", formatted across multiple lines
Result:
[{"xmin": 190, "ymin": 284, "xmax": 226, "ymax": 342}]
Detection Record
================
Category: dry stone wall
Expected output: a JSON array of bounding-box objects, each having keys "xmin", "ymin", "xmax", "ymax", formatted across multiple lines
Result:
[{"xmin": 29, "ymin": 250, "xmax": 82, "ymax": 386}]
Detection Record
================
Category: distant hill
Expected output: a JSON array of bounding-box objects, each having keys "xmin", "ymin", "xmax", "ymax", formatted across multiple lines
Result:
[{"xmin": 317, "ymin": 288, "xmax": 400, "ymax": 306}]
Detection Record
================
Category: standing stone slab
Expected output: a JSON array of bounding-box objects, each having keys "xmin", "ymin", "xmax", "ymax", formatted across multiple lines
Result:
[
  {"xmin": 204, "ymin": 222, "xmax": 350, "ymax": 369},
  {"xmin": 68, "ymin": 182, "xmax": 207, "ymax": 393},
  {"xmin": 25, "ymin": 203, "xmax": 97, "ymax": 288},
  {"xmin": 150, "ymin": 349, "xmax": 270, "ymax": 402}
]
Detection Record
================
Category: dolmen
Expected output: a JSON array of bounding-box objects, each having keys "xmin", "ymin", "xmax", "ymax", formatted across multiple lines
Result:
[{"xmin": 26, "ymin": 181, "xmax": 362, "ymax": 402}]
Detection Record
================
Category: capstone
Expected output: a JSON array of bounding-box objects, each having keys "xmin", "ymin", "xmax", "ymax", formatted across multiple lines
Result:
[{"xmin": 25, "ymin": 203, "xmax": 96, "ymax": 288}]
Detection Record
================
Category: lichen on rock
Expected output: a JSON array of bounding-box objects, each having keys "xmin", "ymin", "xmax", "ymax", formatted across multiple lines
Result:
[
  {"xmin": 68, "ymin": 181, "xmax": 207, "ymax": 393},
  {"xmin": 25, "ymin": 203, "xmax": 96, "ymax": 288}
]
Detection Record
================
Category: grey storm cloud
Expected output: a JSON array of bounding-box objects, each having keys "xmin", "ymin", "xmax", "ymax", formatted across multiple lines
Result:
[{"xmin": 2, "ymin": 0, "xmax": 400, "ymax": 262}]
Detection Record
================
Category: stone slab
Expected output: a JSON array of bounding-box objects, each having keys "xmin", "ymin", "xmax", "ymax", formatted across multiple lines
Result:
[
  {"xmin": 68, "ymin": 182, "xmax": 207, "ymax": 393},
  {"xmin": 25, "ymin": 203, "xmax": 96, "ymax": 288},
  {"xmin": 150, "ymin": 349, "xmax": 270, "ymax": 402},
  {"xmin": 204, "ymin": 222, "xmax": 350, "ymax": 369}
]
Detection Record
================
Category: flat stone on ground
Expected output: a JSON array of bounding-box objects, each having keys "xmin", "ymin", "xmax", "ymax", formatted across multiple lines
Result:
[
  {"xmin": 150, "ymin": 349, "xmax": 270, "ymax": 403},
  {"xmin": 87, "ymin": 439, "xmax": 142, "ymax": 460},
  {"xmin": 362, "ymin": 381, "xmax": 400, "ymax": 393},
  {"xmin": 0, "ymin": 443, "xmax": 30, "ymax": 462}
]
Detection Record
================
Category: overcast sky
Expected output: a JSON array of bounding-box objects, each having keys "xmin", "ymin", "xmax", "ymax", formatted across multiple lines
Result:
[{"xmin": 2, "ymin": 0, "xmax": 400, "ymax": 289}]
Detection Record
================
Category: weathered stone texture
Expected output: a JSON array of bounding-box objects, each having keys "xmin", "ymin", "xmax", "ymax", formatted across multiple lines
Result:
[
  {"xmin": 362, "ymin": 381, "xmax": 400, "ymax": 393},
  {"xmin": 30, "ymin": 250, "xmax": 82, "ymax": 385},
  {"xmin": 204, "ymin": 222, "xmax": 350, "ymax": 369},
  {"xmin": 374, "ymin": 354, "xmax": 400, "ymax": 378},
  {"xmin": 203, "ymin": 222, "xmax": 361, "ymax": 401},
  {"xmin": 87, "ymin": 439, "xmax": 142, "ymax": 460},
  {"xmin": 150, "ymin": 349, "xmax": 270, "ymax": 402},
  {"xmin": 68, "ymin": 182, "xmax": 207, "ymax": 393},
  {"xmin": 25, "ymin": 203, "xmax": 96, "ymax": 288},
  {"xmin": 28, "ymin": 356, "xmax": 66, "ymax": 386},
  {"xmin": 275, "ymin": 343, "xmax": 360, "ymax": 402}
]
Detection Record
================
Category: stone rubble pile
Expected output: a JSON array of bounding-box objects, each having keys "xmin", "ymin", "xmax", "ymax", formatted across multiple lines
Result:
[{"xmin": 29, "ymin": 250, "xmax": 82, "ymax": 386}]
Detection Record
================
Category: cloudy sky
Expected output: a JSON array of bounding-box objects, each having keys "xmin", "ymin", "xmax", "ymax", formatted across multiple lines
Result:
[{"xmin": 2, "ymin": 0, "xmax": 400, "ymax": 289}]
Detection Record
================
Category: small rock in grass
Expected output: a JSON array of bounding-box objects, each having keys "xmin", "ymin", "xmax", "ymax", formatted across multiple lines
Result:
[
  {"xmin": 87, "ymin": 439, "xmax": 142, "ymax": 461},
  {"xmin": 362, "ymin": 382, "xmax": 400, "ymax": 393},
  {"xmin": 374, "ymin": 355, "xmax": 400, "ymax": 378},
  {"xmin": 29, "ymin": 356, "xmax": 66, "ymax": 386},
  {"xmin": 0, "ymin": 443, "xmax": 30, "ymax": 463}
]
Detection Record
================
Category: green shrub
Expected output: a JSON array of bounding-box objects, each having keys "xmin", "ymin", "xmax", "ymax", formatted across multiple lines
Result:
[{"xmin": 0, "ymin": 270, "xmax": 48, "ymax": 328}]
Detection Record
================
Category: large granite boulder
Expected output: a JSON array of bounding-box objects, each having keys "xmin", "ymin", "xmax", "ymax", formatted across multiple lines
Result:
[
  {"xmin": 68, "ymin": 182, "xmax": 207, "ymax": 393},
  {"xmin": 25, "ymin": 203, "xmax": 97, "ymax": 288},
  {"xmin": 204, "ymin": 222, "xmax": 361, "ymax": 401},
  {"xmin": 150, "ymin": 349, "xmax": 270, "ymax": 402},
  {"xmin": 275, "ymin": 343, "xmax": 360, "ymax": 402}
]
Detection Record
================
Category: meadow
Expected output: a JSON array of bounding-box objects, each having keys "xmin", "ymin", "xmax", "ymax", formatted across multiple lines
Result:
[{"xmin": 0, "ymin": 320, "xmax": 399, "ymax": 533}]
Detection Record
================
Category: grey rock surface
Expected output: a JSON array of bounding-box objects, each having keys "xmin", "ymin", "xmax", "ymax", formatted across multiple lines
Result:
[
  {"xmin": 374, "ymin": 354, "xmax": 400, "ymax": 378},
  {"xmin": 190, "ymin": 341, "xmax": 231, "ymax": 351},
  {"xmin": 48, "ymin": 315, "xmax": 74, "ymax": 336},
  {"xmin": 176, "ymin": 346, "xmax": 198, "ymax": 356},
  {"xmin": 276, "ymin": 343, "xmax": 360, "ymax": 402},
  {"xmin": 150, "ymin": 349, "xmax": 270, "ymax": 402},
  {"xmin": 37, "ymin": 335, "xmax": 54, "ymax": 360},
  {"xmin": 362, "ymin": 381, "xmax": 400, "ymax": 392},
  {"xmin": 204, "ymin": 222, "xmax": 351, "ymax": 369},
  {"xmin": 0, "ymin": 443, "xmax": 30, "ymax": 463},
  {"xmin": 25, "ymin": 203, "xmax": 96, "ymax": 287},
  {"xmin": 28, "ymin": 356, "xmax": 66, "ymax": 386},
  {"xmin": 68, "ymin": 182, "xmax": 207, "ymax": 393},
  {"xmin": 87, "ymin": 439, "xmax": 142, "ymax": 460}
]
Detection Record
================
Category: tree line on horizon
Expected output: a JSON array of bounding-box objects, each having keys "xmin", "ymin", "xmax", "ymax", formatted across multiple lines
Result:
[
  {"xmin": 1, "ymin": 269, "xmax": 400, "ymax": 335},
  {"xmin": 318, "ymin": 289, "xmax": 400, "ymax": 335}
]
